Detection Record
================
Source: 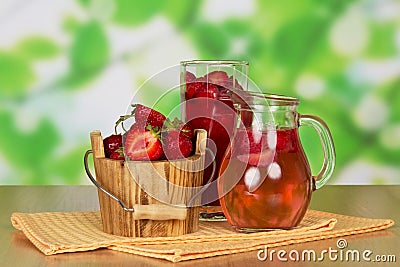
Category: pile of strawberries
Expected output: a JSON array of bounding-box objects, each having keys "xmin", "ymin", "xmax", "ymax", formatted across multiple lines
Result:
[{"xmin": 103, "ymin": 104, "xmax": 194, "ymax": 161}]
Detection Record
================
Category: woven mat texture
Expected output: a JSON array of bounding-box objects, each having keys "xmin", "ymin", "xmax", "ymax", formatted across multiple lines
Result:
[{"xmin": 11, "ymin": 210, "xmax": 394, "ymax": 262}]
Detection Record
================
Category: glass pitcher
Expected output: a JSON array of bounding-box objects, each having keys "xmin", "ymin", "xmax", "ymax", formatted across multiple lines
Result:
[{"xmin": 218, "ymin": 92, "xmax": 335, "ymax": 231}]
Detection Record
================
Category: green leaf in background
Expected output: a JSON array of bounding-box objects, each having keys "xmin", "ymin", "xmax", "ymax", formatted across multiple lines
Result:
[
  {"xmin": 163, "ymin": 0, "xmax": 201, "ymax": 29},
  {"xmin": 189, "ymin": 22, "xmax": 230, "ymax": 58},
  {"xmin": 249, "ymin": 54, "xmax": 286, "ymax": 93},
  {"xmin": 299, "ymin": 126, "xmax": 324, "ymax": 175},
  {"xmin": 221, "ymin": 19, "xmax": 265, "ymax": 61},
  {"xmin": 250, "ymin": 0, "xmax": 351, "ymax": 91},
  {"xmin": 65, "ymin": 21, "xmax": 109, "ymax": 88},
  {"xmin": 305, "ymin": 45, "xmax": 347, "ymax": 78},
  {"xmin": 298, "ymin": 94, "xmax": 364, "ymax": 172},
  {"xmin": 0, "ymin": 110, "xmax": 61, "ymax": 169},
  {"xmin": 366, "ymin": 22, "xmax": 397, "ymax": 58},
  {"xmin": 271, "ymin": 15, "xmax": 328, "ymax": 73},
  {"xmin": 77, "ymin": 0, "xmax": 90, "ymax": 7},
  {"xmin": 0, "ymin": 0, "xmax": 399, "ymax": 185},
  {"xmin": 63, "ymin": 15, "xmax": 81, "ymax": 34},
  {"xmin": 0, "ymin": 52, "xmax": 35, "ymax": 97},
  {"xmin": 256, "ymin": 0, "xmax": 313, "ymax": 38},
  {"xmin": 135, "ymin": 78, "xmax": 181, "ymax": 119},
  {"xmin": 387, "ymin": 81, "xmax": 400, "ymax": 121},
  {"xmin": 364, "ymin": 144, "xmax": 400, "ymax": 168},
  {"xmin": 326, "ymin": 74, "xmax": 367, "ymax": 106},
  {"xmin": 70, "ymin": 21, "xmax": 109, "ymax": 72},
  {"xmin": 270, "ymin": 16, "xmax": 314, "ymax": 89},
  {"xmin": 153, "ymin": 87, "xmax": 181, "ymax": 119},
  {"xmin": 15, "ymin": 36, "xmax": 60, "ymax": 60},
  {"xmin": 258, "ymin": 0, "xmax": 313, "ymax": 24},
  {"xmin": 112, "ymin": 0, "xmax": 166, "ymax": 26},
  {"xmin": 48, "ymin": 145, "xmax": 89, "ymax": 184}
]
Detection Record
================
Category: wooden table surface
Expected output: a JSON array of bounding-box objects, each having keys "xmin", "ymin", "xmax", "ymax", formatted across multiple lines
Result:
[{"xmin": 1, "ymin": 185, "xmax": 399, "ymax": 266}]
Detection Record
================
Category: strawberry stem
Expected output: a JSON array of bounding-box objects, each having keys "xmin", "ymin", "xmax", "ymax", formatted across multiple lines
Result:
[
  {"xmin": 114, "ymin": 105, "xmax": 137, "ymax": 134},
  {"xmin": 114, "ymin": 115, "xmax": 133, "ymax": 134}
]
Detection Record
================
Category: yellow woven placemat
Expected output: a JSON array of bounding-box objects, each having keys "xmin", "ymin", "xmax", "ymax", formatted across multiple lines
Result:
[{"xmin": 11, "ymin": 210, "xmax": 394, "ymax": 262}]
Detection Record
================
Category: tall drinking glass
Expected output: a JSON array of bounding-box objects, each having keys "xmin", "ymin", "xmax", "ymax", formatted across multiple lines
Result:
[{"xmin": 180, "ymin": 60, "xmax": 249, "ymax": 220}]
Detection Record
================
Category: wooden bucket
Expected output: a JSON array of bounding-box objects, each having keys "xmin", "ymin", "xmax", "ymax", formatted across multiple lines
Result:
[{"xmin": 84, "ymin": 129, "xmax": 207, "ymax": 237}]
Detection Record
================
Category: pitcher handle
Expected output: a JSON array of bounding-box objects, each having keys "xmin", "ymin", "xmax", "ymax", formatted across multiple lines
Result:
[{"xmin": 299, "ymin": 114, "xmax": 336, "ymax": 190}]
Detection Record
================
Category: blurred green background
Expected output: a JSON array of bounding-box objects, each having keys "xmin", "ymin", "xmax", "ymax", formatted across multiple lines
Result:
[{"xmin": 0, "ymin": 0, "xmax": 399, "ymax": 185}]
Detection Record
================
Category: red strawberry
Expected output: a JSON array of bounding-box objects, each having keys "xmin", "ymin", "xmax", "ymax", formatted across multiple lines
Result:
[
  {"xmin": 204, "ymin": 71, "xmax": 229, "ymax": 86},
  {"xmin": 128, "ymin": 122, "xmax": 142, "ymax": 131},
  {"xmin": 223, "ymin": 76, "xmax": 244, "ymax": 90},
  {"xmin": 161, "ymin": 118, "xmax": 194, "ymax": 159},
  {"xmin": 124, "ymin": 124, "xmax": 163, "ymax": 161},
  {"xmin": 180, "ymin": 123, "xmax": 194, "ymax": 140},
  {"xmin": 234, "ymin": 129, "xmax": 269, "ymax": 155},
  {"xmin": 276, "ymin": 128, "xmax": 297, "ymax": 152},
  {"xmin": 133, "ymin": 104, "xmax": 166, "ymax": 129},
  {"xmin": 185, "ymin": 71, "xmax": 196, "ymax": 83},
  {"xmin": 162, "ymin": 130, "xmax": 193, "ymax": 159},
  {"xmin": 194, "ymin": 83, "xmax": 219, "ymax": 99},
  {"xmin": 187, "ymin": 117, "xmax": 212, "ymax": 131},
  {"xmin": 163, "ymin": 118, "xmax": 194, "ymax": 140},
  {"xmin": 186, "ymin": 81, "xmax": 207, "ymax": 99},
  {"xmin": 103, "ymin": 134, "xmax": 122, "ymax": 158},
  {"xmin": 109, "ymin": 147, "xmax": 124, "ymax": 160}
]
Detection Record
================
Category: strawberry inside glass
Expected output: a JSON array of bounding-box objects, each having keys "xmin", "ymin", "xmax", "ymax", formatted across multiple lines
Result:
[{"xmin": 182, "ymin": 69, "xmax": 246, "ymax": 206}]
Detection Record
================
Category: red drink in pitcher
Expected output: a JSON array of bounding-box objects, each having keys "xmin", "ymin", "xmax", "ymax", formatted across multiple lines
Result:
[
  {"xmin": 218, "ymin": 128, "xmax": 313, "ymax": 229},
  {"xmin": 217, "ymin": 92, "xmax": 335, "ymax": 231}
]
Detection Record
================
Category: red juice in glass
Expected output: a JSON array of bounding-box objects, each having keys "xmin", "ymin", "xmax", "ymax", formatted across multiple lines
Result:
[
  {"xmin": 181, "ymin": 61, "xmax": 249, "ymax": 208},
  {"xmin": 184, "ymin": 85, "xmax": 236, "ymax": 206}
]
